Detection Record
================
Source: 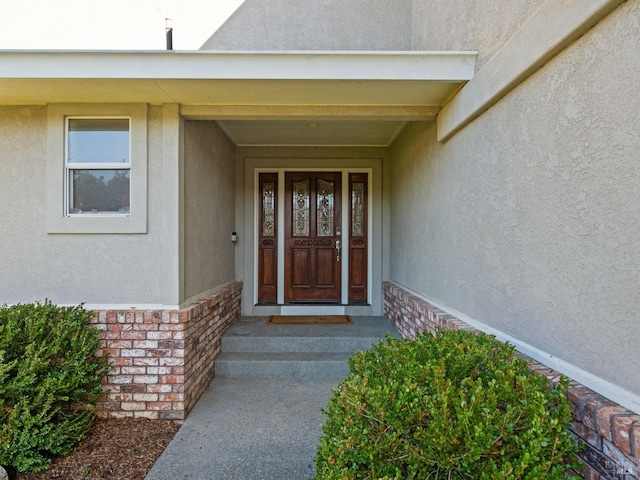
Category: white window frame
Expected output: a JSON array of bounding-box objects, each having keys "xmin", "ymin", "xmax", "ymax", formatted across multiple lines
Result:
[{"xmin": 47, "ymin": 104, "xmax": 148, "ymax": 234}]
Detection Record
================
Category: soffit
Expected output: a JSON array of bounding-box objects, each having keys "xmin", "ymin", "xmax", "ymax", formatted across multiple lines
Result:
[
  {"xmin": 0, "ymin": 50, "xmax": 477, "ymax": 146},
  {"xmin": 217, "ymin": 119, "xmax": 408, "ymax": 147}
]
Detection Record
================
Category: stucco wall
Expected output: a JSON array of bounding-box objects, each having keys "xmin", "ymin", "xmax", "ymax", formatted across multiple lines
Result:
[
  {"xmin": 0, "ymin": 105, "xmax": 166, "ymax": 305},
  {"xmin": 201, "ymin": 0, "xmax": 412, "ymax": 50},
  {"xmin": 412, "ymin": 0, "xmax": 544, "ymax": 70},
  {"xmin": 183, "ymin": 121, "xmax": 237, "ymax": 302},
  {"xmin": 389, "ymin": 1, "xmax": 640, "ymax": 396}
]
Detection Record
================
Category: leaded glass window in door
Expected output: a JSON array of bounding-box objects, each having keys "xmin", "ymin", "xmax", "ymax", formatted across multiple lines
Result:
[
  {"xmin": 351, "ymin": 182, "xmax": 364, "ymax": 237},
  {"xmin": 317, "ymin": 179, "xmax": 334, "ymax": 237},
  {"xmin": 292, "ymin": 179, "xmax": 310, "ymax": 237},
  {"xmin": 262, "ymin": 182, "xmax": 275, "ymax": 236}
]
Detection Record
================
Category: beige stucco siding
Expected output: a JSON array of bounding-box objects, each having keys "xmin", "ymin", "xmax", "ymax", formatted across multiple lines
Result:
[
  {"xmin": 183, "ymin": 121, "xmax": 237, "ymax": 302},
  {"xmin": 412, "ymin": 0, "xmax": 544, "ymax": 70},
  {"xmin": 201, "ymin": 0, "xmax": 412, "ymax": 50},
  {"xmin": 390, "ymin": 1, "xmax": 640, "ymax": 396},
  {"xmin": 0, "ymin": 105, "xmax": 165, "ymax": 305}
]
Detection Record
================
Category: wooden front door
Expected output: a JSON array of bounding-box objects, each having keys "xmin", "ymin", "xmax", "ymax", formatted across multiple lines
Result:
[{"xmin": 284, "ymin": 172, "xmax": 342, "ymax": 302}]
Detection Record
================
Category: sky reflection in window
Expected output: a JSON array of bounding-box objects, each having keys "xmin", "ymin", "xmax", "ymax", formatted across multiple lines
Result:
[{"xmin": 67, "ymin": 119, "xmax": 129, "ymax": 164}]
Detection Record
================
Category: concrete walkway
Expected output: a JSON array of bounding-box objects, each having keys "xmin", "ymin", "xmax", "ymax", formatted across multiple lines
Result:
[
  {"xmin": 145, "ymin": 376, "xmax": 336, "ymax": 480},
  {"xmin": 146, "ymin": 316, "xmax": 398, "ymax": 480}
]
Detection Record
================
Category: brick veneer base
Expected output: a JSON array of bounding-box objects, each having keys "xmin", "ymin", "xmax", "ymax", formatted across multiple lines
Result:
[
  {"xmin": 91, "ymin": 282, "xmax": 242, "ymax": 421},
  {"xmin": 383, "ymin": 281, "xmax": 640, "ymax": 479}
]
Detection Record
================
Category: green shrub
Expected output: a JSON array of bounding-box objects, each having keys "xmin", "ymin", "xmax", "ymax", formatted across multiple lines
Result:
[
  {"xmin": 0, "ymin": 301, "xmax": 109, "ymax": 472},
  {"xmin": 315, "ymin": 329, "xmax": 580, "ymax": 479}
]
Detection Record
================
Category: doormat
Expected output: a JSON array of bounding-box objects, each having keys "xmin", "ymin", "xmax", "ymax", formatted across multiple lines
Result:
[{"xmin": 267, "ymin": 315, "xmax": 352, "ymax": 325}]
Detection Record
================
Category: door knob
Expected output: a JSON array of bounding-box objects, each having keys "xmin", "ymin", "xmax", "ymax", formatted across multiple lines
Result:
[{"xmin": 336, "ymin": 240, "xmax": 341, "ymax": 262}]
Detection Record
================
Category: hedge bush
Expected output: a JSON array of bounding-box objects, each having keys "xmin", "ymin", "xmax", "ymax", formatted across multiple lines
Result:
[
  {"xmin": 0, "ymin": 301, "xmax": 109, "ymax": 472},
  {"xmin": 315, "ymin": 329, "xmax": 580, "ymax": 479}
]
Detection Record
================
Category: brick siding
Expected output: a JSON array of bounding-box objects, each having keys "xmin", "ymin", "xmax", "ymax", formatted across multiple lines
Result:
[
  {"xmin": 383, "ymin": 281, "xmax": 640, "ymax": 479},
  {"xmin": 91, "ymin": 282, "xmax": 242, "ymax": 421}
]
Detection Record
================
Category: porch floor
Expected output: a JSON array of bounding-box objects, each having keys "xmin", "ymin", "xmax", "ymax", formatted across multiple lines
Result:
[{"xmin": 146, "ymin": 316, "xmax": 398, "ymax": 480}]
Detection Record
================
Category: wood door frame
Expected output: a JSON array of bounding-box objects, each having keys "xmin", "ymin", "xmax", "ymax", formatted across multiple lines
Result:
[{"xmin": 254, "ymin": 168, "xmax": 372, "ymax": 306}]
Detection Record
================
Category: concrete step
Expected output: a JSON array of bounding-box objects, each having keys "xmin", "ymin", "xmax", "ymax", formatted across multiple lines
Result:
[
  {"xmin": 215, "ymin": 351, "xmax": 352, "ymax": 380},
  {"xmin": 222, "ymin": 334, "xmax": 384, "ymax": 353},
  {"xmin": 215, "ymin": 316, "xmax": 399, "ymax": 381}
]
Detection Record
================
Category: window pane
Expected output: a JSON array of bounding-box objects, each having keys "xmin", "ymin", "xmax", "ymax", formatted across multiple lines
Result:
[
  {"xmin": 351, "ymin": 182, "xmax": 364, "ymax": 237},
  {"xmin": 69, "ymin": 169, "xmax": 130, "ymax": 214},
  {"xmin": 317, "ymin": 179, "xmax": 334, "ymax": 237},
  {"xmin": 68, "ymin": 119, "xmax": 129, "ymax": 164},
  {"xmin": 292, "ymin": 179, "xmax": 310, "ymax": 237},
  {"xmin": 262, "ymin": 182, "xmax": 275, "ymax": 237}
]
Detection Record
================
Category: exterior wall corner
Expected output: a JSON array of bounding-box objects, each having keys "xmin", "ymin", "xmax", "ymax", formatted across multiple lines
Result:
[{"xmin": 92, "ymin": 282, "xmax": 242, "ymax": 420}]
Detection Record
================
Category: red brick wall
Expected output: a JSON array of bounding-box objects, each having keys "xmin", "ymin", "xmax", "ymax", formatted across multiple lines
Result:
[
  {"xmin": 91, "ymin": 282, "xmax": 242, "ymax": 421},
  {"xmin": 383, "ymin": 281, "xmax": 640, "ymax": 479}
]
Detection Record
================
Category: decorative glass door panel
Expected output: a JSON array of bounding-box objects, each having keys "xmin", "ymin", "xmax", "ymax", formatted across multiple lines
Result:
[
  {"xmin": 292, "ymin": 179, "xmax": 310, "ymax": 237},
  {"xmin": 285, "ymin": 172, "xmax": 342, "ymax": 302},
  {"xmin": 349, "ymin": 173, "xmax": 368, "ymax": 303},
  {"xmin": 258, "ymin": 173, "xmax": 278, "ymax": 303},
  {"xmin": 317, "ymin": 179, "xmax": 334, "ymax": 236}
]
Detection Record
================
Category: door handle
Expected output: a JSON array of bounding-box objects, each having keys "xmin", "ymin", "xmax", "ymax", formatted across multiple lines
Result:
[{"xmin": 336, "ymin": 240, "xmax": 341, "ymax": 262}]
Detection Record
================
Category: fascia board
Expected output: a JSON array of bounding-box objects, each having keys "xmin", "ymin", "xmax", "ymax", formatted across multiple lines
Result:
[{"xmin": 0, "ymin": 50, "xmax": 477, "ymax": 82}]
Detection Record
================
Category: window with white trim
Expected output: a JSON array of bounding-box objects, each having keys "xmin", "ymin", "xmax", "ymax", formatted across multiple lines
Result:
[
  {"xmin": 47, "ymin": 104, "xmax": 148, "ymax": 234},
  {"xmin": 66, "ymin": 118, "xmax": 131, "ymax": 215}
]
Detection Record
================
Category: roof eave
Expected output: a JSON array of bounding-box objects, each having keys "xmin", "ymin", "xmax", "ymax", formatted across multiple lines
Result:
[{"xmin": 0, "ymin": 50, "xmax": 477, "ymax": 107}]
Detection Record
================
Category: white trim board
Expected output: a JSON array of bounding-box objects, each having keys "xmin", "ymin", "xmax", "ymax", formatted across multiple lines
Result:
[
  {"xmin": 78, "ymin": 304, "xmax": 181, "ymax": 311},
  {"xmin": 1, "ymin": 50, "xmax": 477, "ymax": 81}
]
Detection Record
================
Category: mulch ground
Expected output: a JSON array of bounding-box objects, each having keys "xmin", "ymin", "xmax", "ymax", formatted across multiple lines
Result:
[{"xmin": 13, "ymin": 418, "xmax": 180, "ymax": 480}]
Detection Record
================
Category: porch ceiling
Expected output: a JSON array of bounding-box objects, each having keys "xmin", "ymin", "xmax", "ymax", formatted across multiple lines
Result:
[{"xmin": 0, "ymin": 50, "xmax": 477, "ymax": 146}]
